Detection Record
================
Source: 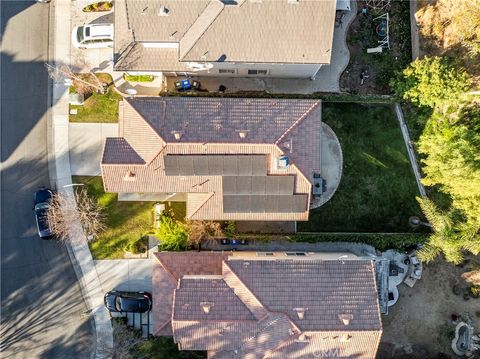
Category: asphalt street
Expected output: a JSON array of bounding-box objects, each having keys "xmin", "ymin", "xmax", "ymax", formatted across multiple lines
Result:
[{"xmin": 0, "ymin": 1, "xmax": 93, "ymax": 358}]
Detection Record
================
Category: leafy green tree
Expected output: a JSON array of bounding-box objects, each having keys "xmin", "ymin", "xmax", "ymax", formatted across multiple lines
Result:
[
  {"xmin": 416, "ymin": 197, "xmax": 480, "ymax": 265},
  {"xmin": 156, "ymin": 212, "xmax": 188, "ymax": 251},
  {"xmin": 419, "ymin": 102, "xmax": 480, "ymax": 223},
  {"xmin": 390, "ymin": 56, "xmax": 471, "ymax": 108}
]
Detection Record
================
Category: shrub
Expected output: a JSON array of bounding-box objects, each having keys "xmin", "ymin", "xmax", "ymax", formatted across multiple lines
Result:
[
  {"xmin": 156, "ymin": 211, "xmax": 188, "ymax": 251},
  {"xmin": 290, "ymin": 233, "xmax": 426, "ymax": 252},
  {"xmin": 123, "ymin": 74, "xmax": 155, "ymax": 82},
  {"xmin": 390, "ymin": 56, "xmax": 471, "ymax": 108},
  {"xmin": 83, "ymin": 1, "xmax": 112, "ymax": 12},
  {"xmin": 470, "ymin": 286, "xmax": 480, "ymax": 298},
  {"xmin": 223, "ymin": 221, "xmax": 237, "ymax": 238},
  {"xmin": 126, "ymin": 236, "xmax": 148, "ymax": 254}
]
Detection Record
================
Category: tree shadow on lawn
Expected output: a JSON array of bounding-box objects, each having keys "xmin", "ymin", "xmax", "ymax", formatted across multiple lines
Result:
[{"xmin": 299, "ymin": 103, "xmax": 423, "ymax": 233}]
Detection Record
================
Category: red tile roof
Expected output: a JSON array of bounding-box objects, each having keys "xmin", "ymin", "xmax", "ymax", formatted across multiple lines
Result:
[
  {"xmin": 155, "ymin": 252, "xmax": 231, "ymax": 281},
  {"xmin": 125, "ymin": 97, "xmax": 320, "ymax": 144},
  {"xmin": 101, "ymin": 97, "xmax": 322, "ymax": 221},
  {"xmin": 152, "ymin": 252, "xmax": 382, "ymax": 358}
]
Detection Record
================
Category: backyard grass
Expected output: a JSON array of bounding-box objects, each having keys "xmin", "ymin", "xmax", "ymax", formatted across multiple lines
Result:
[
  {"xmin": 298, "ymin": 103, "xmax": 422, "ymax": 233},
  {"xmin": 72, "ymin": 176, "xmax": 186, "ymax": 259},
  {"xmin": 69, "ymin": 73, "xmax": 122, "ymax": 123}
]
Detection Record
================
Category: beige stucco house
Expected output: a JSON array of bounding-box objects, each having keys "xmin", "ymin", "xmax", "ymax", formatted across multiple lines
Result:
[{"xmin": 114, "ymin": 0, "xmax": 337, "ymax": 79}]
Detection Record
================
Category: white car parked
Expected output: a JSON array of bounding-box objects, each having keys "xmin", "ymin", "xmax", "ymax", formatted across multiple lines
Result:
[{"xmin": 72, "ymin": 23, "xmax": 113, "ymax": 49}]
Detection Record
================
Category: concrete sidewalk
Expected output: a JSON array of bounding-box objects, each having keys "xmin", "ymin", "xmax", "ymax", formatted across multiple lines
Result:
[{"xmin": 50, "ymin": 0, "xmax": 113, "ymax": 357}]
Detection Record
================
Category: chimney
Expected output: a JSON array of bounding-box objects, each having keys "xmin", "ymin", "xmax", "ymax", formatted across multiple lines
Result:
[
  {"xmin": 293, "ymin": 308, "xmax": 307, "ymax": 320},
  {"xmin": 172, "ymin": 131, "xmax": 182, "ymax": 140},
  {"xmin": 200, "ymin": 302, "xmax": 214, "ymax": 314},
  {"xmin": 158, "ymin": 5, "xmax": 169, "ymax": 16},
  {"xmin": 338, "ymin": 314, "xmax": 354, "ymax": 326},
  {"xmin": 123, "ymin": 170, "xmax": 136, "ymax": 181}
]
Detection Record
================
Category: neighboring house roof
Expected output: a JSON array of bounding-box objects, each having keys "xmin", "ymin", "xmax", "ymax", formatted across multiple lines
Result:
[
  {"xmin": 152, "ymin": 252, "xmax": 383, "ymax": 359},
  {"xmin": 101, "ymin": 97, "xmax": 322, "ymax": 221},
  {"xmin": 114, "ymin": 0, "xmax": 337, "ymax": 71},
  {"xmin": 153, "ymin": 252, "xmax": 231, "ymax": 336}
]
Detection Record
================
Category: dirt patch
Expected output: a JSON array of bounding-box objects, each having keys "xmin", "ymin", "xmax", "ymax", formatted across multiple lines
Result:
[
  {"xmin": 380, "ymin": 255, "xmax": 480, "ymax": 358},
  {"xmin": 340, "ymin": 0, "xmax": 412, "ymax": 94}
]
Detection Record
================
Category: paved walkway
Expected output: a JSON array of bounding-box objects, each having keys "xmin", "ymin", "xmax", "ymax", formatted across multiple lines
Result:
[
  {"xmin": 69, "ymin": 123, "xmax": 118, "ymax": 176},
  {"xmin": 394, "ymin": 104, "xmax": 426, "ymax": 197},
  {"xmin": 50, "ymin": 0, "xmax": 113, "ymax": 357}
]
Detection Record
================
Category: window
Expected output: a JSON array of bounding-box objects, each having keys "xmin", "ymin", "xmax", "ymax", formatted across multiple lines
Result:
[
  {"xmin": 219, "ymin": 69, "xmax": 235, "ymax": 74},
  {"xmin": 257, "ymin": 252, "xmax": 275, "ymax": 256},
  {"xmin": 77, "ymin": 27, "xmax": 84, "ymax": 43},
  {"xmin": 248, "ymin": 69, "xmax": 268, "ymax": 75},
  {"xmin": 285, "ymin": 252, "xmax": 307, "ymax": 256}
]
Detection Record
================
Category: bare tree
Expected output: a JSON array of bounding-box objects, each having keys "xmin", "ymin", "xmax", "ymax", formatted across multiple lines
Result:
[
  {"xmin": 186, "ymin": 220, "xmax": 223, "ymax": 247},
  {"xmin": 45, "ymin": 62, "xmax": 105, "ymax": 94},
  {"xmin": 47, "ymin": 188, "xmax": 105, "ymax": 242}
]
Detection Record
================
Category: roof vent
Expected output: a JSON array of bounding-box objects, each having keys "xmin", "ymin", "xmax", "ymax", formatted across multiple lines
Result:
[
  {"xmin": 182, "ymin": 303, "xmax": 190, "ymax": 310},
  {"xmin": 288, "ymin": 0, "xmax": 299, "ymax": 4},
  {"xmin": 172, "ymin": 131, "xmax": 182, "ymax": 140},
  {"xmin": 242, "ymin": 261, "xmax": 250, "ymax": 268},
  {"xmin": 238, "ymin": 130, "xmax": 248, "ymax": 139},
  {"xmin": 123, "ymin": 170, "xmax": 136, "ymax": 181},
  {"xmin": 277, "ymin": 156, "xmax": 290, "ymax": 169},
  {"xmin": 293, "ymin": 308, "xmax": 307, "ymax": 320},
  {"xmin": 294, "ymin": 333, "xmax": 309, "ymax": 343},
  {"xmin": 200, "ymin": 302, "xmax": 214, "ymax": 314},
  {"xmin": 281, "ymin": 140, "xmax": 291, "ymax": 152},
  {"xmin": 158, "ymin": 5, "xmax": 169, "ymax": 16},
  {"xmin": 338, "ymin": 314, "xmax": 354, "ymax": 326}
]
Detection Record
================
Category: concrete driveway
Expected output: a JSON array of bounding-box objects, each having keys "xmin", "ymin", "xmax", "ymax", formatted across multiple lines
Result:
[
  {"xmin": 95, "ymin": 258, "xmax": 154, "ymax": 336},
  {"xmin": 94, "ymin": 259, "xmax": 153, "ymax": 293},
  {"xmin": 70, "ymin": 1, "xmax": 114, "ymax": 72},
  {"xmin": 69, "ymin": 123, "xmax": 118, "ymax": 176}
]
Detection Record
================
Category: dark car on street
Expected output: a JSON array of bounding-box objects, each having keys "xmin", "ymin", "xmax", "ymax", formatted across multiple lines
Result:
[
  {"xmin": 34, "ymin": 188, "xmax": 54, "ymax": 239},
  {"xmin": 104, "ymin": 291, "xmax": 152, "ymax": 313}
]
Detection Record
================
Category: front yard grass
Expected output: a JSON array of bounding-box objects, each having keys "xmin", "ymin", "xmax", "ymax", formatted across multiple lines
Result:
[
  {"xmin": 69, "ymin": 73, "xmax": 122, "ymax": 123},
  {"xmin": 298, "ymin": 103, "xmax": 422, "ymax": 233},
  {"xmin": 73, "ymin": 176, "xmax": 186, "ymax": 259}
]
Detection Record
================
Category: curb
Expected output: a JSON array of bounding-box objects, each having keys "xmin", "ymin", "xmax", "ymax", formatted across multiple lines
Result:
[{"xmin": 48, "ymin": 0, "xmax": 114, "ymax": 357}]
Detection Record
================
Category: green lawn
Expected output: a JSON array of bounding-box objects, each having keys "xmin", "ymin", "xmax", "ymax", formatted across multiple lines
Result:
[
  {"xmin": 298, "ymin": 103, "xmax": 422, "ymax": 233},
  {"xmin": 69, "ymin": 73, "xmax": 122, "ymax": 123},
  {"xmin": 73, "ymin": 176, "xmax": 185, "ymax": 259}
]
